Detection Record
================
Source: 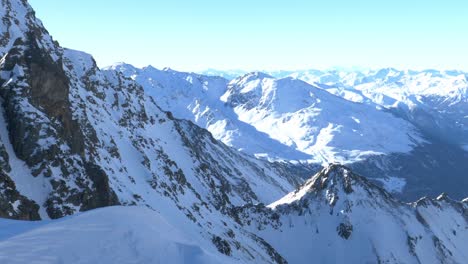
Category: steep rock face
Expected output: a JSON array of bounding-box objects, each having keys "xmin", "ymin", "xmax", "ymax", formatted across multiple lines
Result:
[
  {"xmin": 58, "ymin": 49, "xmax": 298, "ymax": 263},
  {"xmin": 237, "ymin": 165, "xmax": 468, "ymax": 264},
  {"xmin": 0, "ymin": 6, "xmax": 120, "ymax": 218}
]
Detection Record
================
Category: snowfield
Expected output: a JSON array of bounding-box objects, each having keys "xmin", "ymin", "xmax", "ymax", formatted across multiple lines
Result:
[{"xmin": 0, "ymin": 206, "xmax": 232, "ymax": 264}]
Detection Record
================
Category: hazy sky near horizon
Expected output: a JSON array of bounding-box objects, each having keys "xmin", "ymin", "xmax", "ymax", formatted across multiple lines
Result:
[{"xmin": 29, "ymin": 0, "xmax": 468, "ymax": 71}]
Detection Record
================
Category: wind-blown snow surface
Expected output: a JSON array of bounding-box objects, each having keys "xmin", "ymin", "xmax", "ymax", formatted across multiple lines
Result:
[{"xmin": 0, "ymin": 206, "xmax": 231, "ymax": 264}]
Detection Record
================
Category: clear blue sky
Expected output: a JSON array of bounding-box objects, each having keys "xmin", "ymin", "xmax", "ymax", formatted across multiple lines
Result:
[{"xmin": 29, "ymin": 0, "xmax": 468, "ymax": 71}]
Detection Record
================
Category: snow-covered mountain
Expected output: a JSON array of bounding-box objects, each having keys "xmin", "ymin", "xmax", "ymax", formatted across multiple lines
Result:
[
  {"xmin": 111, "ymin": 64, "xmax": 468, "ymax": 201},
  {"xmin": 267, "ymin": 68, "xmax": 468, "ymax": 150},
  {"xmin": 239, "ymin": 165, "xmax": 468, "ymax": 264},
  {"xmin": 0, "ymin": 0, "xmax": 467, "ymax": 263},
  {"xmin": 105, "ymin": 64, "xmax": 314, "ymax": 161},
  {"xmin": 200, "ymin": 68, "xmax": 468, "ymax": 150},
  {"xmin": 199, "ymin": 67, "xmax": 468, "ymax": 151},
  {"xmin": 222, "ymin": 72, "xmax": 424, "ymax": 163}
]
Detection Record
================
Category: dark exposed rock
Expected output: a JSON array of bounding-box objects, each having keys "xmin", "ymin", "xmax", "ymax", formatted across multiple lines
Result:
[
  {"xmin": 0, "ymin": 143, "xmax": 11, "ymax": 172},
  {"xmin": 212, "ymin": 235, "xmax": 232, "ymax": 256},
  {"xmin": 81, "ymin": 162, "xmax": 120, "ymax": 211},
  {"xmin": 250, "ymin": 234, "xmax": 288, "ymax": 264},
  {"xmin": 337, "ymin": 222, "xmax": 353, "ymax": 239},
  {"xmin": 4, "ymin": 33, "xmax": 85, "ymax": 158},
  {"xmin": 0, "ymin": 170, "xmax": 40, "ymax": 220}
]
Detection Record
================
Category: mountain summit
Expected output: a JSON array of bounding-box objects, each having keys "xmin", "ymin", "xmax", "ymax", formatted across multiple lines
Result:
[{"xmin": 239, "ymin": 165, "xmax": 468, "ymax": 263}]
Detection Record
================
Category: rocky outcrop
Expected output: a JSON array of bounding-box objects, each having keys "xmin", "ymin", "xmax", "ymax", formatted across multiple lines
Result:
[
  {"xmin": 0, "ymin": 170, "xmax": 40, "ymax": 220},
  {"xmin": 0, "ymin": 0, "xmax": 121, "ymax": 219}
]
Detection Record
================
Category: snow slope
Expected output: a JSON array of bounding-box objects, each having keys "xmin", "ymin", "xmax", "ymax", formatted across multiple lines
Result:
[
  {"xmin": 268, "ymin": 68, "xmax": 468, "ymax": 150},
  {"xmin": 106, "ymin": 63, "xmax": 312, "ymax": 160},
  {"xmin": 0, "ymin": 206, "xmax": 232, "ymax": 264},
  {"xmin": 223, "ymin": 73, "xmax": 425, "ymax": 164}
]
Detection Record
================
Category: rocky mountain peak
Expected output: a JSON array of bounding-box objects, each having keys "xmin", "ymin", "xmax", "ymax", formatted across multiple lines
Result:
[
  {"xmin": 304, "ymin": 164, "xmax": 356, "ymax": 194},
  {"xmin": 1, "ymin": 0, "xmax": 59, "ymax": 59},
  {"xmin": 268, "ymin": 163, "xmax": 395, "ymax": 209},
  {"xmin": 236, "ymin": 72, "xmax": 274, "ymax": 82},
  {"xmin": 235, "ymin": 164, "xmax": 468, "ymax": 264}
]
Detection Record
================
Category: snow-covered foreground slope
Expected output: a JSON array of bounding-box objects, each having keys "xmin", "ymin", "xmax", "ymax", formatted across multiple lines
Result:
[{"xmin": 0, "ymin": 206, "xmax": 231, "ymax": 264}]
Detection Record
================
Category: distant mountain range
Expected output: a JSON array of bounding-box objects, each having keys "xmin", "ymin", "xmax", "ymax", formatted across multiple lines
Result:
[{"xmin": 109, "ymin": 63, "xmax": 468, "ymax": 201}]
